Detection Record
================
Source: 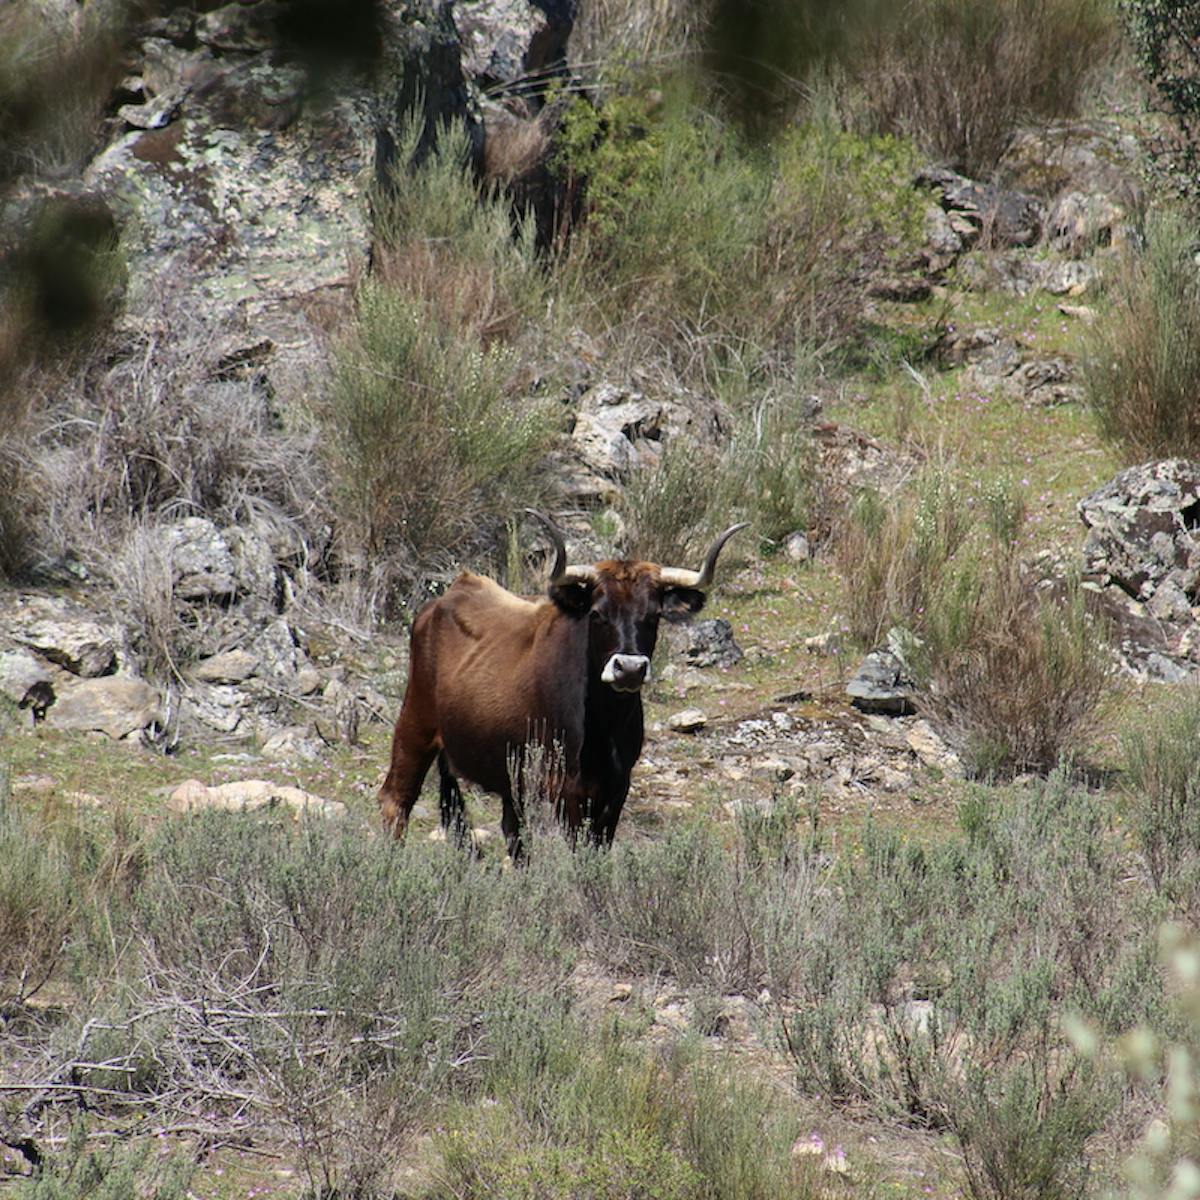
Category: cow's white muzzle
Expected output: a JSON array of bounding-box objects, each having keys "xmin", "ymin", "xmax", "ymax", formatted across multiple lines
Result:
[{"xmin": 601, "ymin": 654, "xmax": 651, "ymax": 692}]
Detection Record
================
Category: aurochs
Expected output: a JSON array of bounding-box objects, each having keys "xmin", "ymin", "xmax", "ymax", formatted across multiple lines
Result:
[{"xmin": 379, "ymin": 512, "xmax": 746, "ymax": 858}]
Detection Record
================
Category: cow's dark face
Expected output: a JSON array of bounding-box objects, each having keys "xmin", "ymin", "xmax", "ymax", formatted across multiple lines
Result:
[{"xmin": 550, "ymin": 563, "xmax": 706, "ymax": 694}]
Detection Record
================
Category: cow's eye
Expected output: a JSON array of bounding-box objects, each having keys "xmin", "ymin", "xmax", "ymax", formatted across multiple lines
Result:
[{"xmin": 590, "ymin": 609, "xmax": 608, "ymax": 624}]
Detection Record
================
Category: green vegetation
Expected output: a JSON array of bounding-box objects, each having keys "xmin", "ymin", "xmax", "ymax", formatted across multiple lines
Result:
[
  {"xmin": 1084, "ymin": 210, "xmax": 1200, "ymax": 461},
  {"xmin": 1123, "ymin": 0, "xmax": 1200, "ymax": 197},
  {"xmin": 0, "ymin": 776, "xmax": 1163, "ymax": 1198},
  {"xmin": 1122, "ymin": 683, "xmax": 1200, "ymax": 911}
]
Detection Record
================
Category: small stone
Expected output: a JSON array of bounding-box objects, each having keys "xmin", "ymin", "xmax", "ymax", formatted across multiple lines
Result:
[
  {"xmin": 295, "ymin": 665, "xmax": 322, "ymax": 696},
  {"xmin": 261, "ymin": 726, "xmax": 322, "ymax": 761},
  {"xmin": 805, "ymin": 632, "xmax": 840, "ymax": 656},
  {"xmin": 1057, "ymin": 303, "xmax": 1097, "ymax": 325},
  {"xmin": 192, "ymin": 649, "xmax": 258, "ymax": 684},
  {"xmin": 783, "ymin": 531, "xmax": 810, "ymax": 561},
  {"xmin": 668, "ymin": 708, "xmax": 707, "ymax": 732}
]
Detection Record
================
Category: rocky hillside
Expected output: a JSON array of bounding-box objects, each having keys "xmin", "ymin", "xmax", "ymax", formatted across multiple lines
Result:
[{"xmin": 3, "ymin": 0, "xmax": 1200, "ymax": 1195}]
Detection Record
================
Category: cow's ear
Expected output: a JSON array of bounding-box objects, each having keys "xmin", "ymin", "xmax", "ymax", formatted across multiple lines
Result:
[
  {"xmin": 661, "ymin": 586, "xmax": 706, "ymax": 623},
  {"xmin": 549, "ymin": 580, "xmax": 594, "ymax": 615}
]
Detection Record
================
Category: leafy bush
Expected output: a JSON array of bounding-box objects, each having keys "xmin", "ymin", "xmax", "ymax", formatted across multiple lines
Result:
[
  {"xmin": 1121, "ymin": 685, "xmax": 1200, "ymax": 907},
  {"xmin": 1124, "ymin": 0, "xmax": 1200, "ymax": 198},
  {"xmin": 1084, "ymin": 211, "xmax": 1200, "ymax": 461},
  {"xmin": 856, "ymin": 0, "xmax": 1114, "ymax": 177},
  {"xmin": 426, "ymin": 1031, "xmax": 818, "ymax": 1200}
]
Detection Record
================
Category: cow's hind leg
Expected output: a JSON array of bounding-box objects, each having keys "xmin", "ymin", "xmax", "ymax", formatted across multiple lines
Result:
[{"xmin": 437, "ymin": 753, "xmax": 474, "ymax": 852}]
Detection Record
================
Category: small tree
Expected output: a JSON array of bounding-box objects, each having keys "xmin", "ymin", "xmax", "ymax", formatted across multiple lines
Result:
[{"xmin": 1124, "ymin": 0, "xmax": 1200, "ymax": 195}]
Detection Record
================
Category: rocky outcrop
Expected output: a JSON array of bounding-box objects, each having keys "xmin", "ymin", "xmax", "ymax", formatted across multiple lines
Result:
[
  {"xmin": 1080, "ymin": 460, "xmax": 1200, "ymax": 622},
  {"xmin": 915, "ymin": 166, "xmax": 1046, "ymax": 250}
]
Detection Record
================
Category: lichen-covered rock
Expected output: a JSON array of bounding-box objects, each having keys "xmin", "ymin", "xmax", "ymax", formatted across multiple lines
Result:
[
  {"xmin": 159, "ymin": 517, "xmax": 238, "ymax": 602},
  {"xmin": 167, "ymin": 777, "xmax": 344, "ymax": 818},
  {"xmin": 672, "ymin": 619, "xmax": 744, "ymax": 669},
  {"xmin": 46, "ymin": 676, "xmax": 162, "ymax": 739},
  {"xmin": 0, "ymin": 650, "xmax": 59, "ymax": 705},
  {"xmin": 846, "ymin": 637, "xmax": 917, "ymax": 716},
  {"xmin": 915, "ymin": 166, "xmax": 1046, "ymax": 248},
  {"xmin": 192, "ymin": 649, "xmax": 258, "ymax": 684},
  {"xmin": 1079, "ymin": 460, "xmax": 1200, "ymax": 614},
  {"xmin": 1047, "ymin": 190, "xmax": 1127, "ymax": 256},
  {"xmin": 2, "ymin": 595, "xmax": 119, "ymax": 677}
]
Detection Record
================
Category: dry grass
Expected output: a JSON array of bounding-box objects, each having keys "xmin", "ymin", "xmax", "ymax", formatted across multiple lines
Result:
[
  {"xmin": 856, "ymin": 0, "xmax": 1115, "ymax": 177},
  {"xmin": 919, "ymin": 564, "xmax": 1113, "ymax": 777}
]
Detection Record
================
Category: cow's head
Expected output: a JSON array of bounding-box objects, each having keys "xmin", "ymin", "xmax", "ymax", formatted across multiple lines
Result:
[{"xmin": 527, "ymin": 512, "xmax": 747, "ymax": 694}]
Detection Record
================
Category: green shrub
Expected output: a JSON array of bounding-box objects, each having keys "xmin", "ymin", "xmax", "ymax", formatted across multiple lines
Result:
[
  {"xmin": 1122, "ymin": 685, "xmax": 1200, "ymax": 907},
  {"xmin": 1124, "ymin": 0, "xmax": 1200, "ymax": 198},
  {"xmin": 426, "ymin": 1028, "xmax": 818, "ymax": 1200},
  {"xmin": 944, "ymin": 1060, "xmax": 1112, "ymax": 1200},
  {"xmin": 834, "ymin": 463, "xmax": 973, "ymax": 646},
  {"xmin": 9, "ymin": 1121, "xmax": 194, "ymax": 1200},
  {"xmin": 323, "ymin": 284, "xmax": 555, "ymax": 612},
  {"xmin": 373, "ymin": 119, "xmax": 549, "ymax": 341},
  {"xmin": 1084, "ymin": 211, "xmax": 1200, "ymax": 461},
  {"xmin": 917, "ymin": 563, "xmax": 1112, "ymax": 778},
  {"xmin": 856, "ymin": 0, "xmax": 1114, "ymax": 177},
  {"xmin": 618, "ymin": 436, "xmax": 724, "ymax": 564},
  {"xmin": 618, "ymin": 391, "xmax": 815, "ymax": 563},
  {"xmin": 776, "ymin": 778, "xmax": 1149, "ymax": 1159},
  {"xmin": 0, "ymin": 797, "xmax": 79, "ymax": 1009},
  {"xmin": 555, "ymin": 81, "xmax": 925, "ymax": 371}
]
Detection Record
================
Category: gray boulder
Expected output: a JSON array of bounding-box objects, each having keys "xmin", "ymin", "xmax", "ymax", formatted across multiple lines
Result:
[
  {"xmin": 2, "ymin": 595, "xmax": 119, "ymax": 677},
  {"xmin": 1079, "ymin": 460, "xmax": 1200, "ymax": 616},
  {"xmin": 675, "ymin": 619, "xmax": 744, "ymax": 669},
  {"xmin": 45, "ymin": 676, "xmax": 162, "ymax": 739},
  {"xmin": 915, "ymin": 166, "xmax": 1046, "ymax": 249},
  {"xmin": 846, "ymin": 648, "xmax": 916, "ymax": 716}
]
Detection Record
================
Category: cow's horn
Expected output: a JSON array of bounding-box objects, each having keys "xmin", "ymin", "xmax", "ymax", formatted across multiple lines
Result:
[
  {"xmin": 524, "ymin": 510, "xmax": 598, "ymax": 585},
  {"xmin": 659, "ymin": 522, "xmax": 749, "ymax": 589}
]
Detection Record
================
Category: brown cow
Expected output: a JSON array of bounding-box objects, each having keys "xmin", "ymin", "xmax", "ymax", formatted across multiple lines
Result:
[{"xmin": 379, "ymin": 512, "xmax": 746, "ymax": 858}]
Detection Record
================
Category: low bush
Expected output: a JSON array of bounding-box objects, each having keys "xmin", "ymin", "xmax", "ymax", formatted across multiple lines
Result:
[
  {"xmin": 1084, "ymin": 210, "xmax": 1200, "ymax": 461},
  {"xmin": 775, "ymin": 778, "xmax": 1148, "ymax": 1191},
  {"xmin": 918, "ymin": 562, "xmax": 1112, "ymax": 778},
  {"xmin": 1121, "ymin": 685, "xmax": 1200, "ymax": 909},
  {"xmin": 618, "ymin": 389, "xmax": 816, "ymax": 563},
  {"xmin": 323, "ymin": 284, "xmax": 556, "ymax": 614},
  {"xmin": 555, "ymin": 81, "xmax": 925, "ymax": 377},
  {"xmin": 426, "ymin": 1032, "xmax": 818, "ymax": 1200},
  {"xmin": 944, "ymin": 1060, "xmax": 1111, "ymax": 1200},
  {"xmin": 837, "ymin": 469, "xmax": 1112, "ymax": 777}
]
